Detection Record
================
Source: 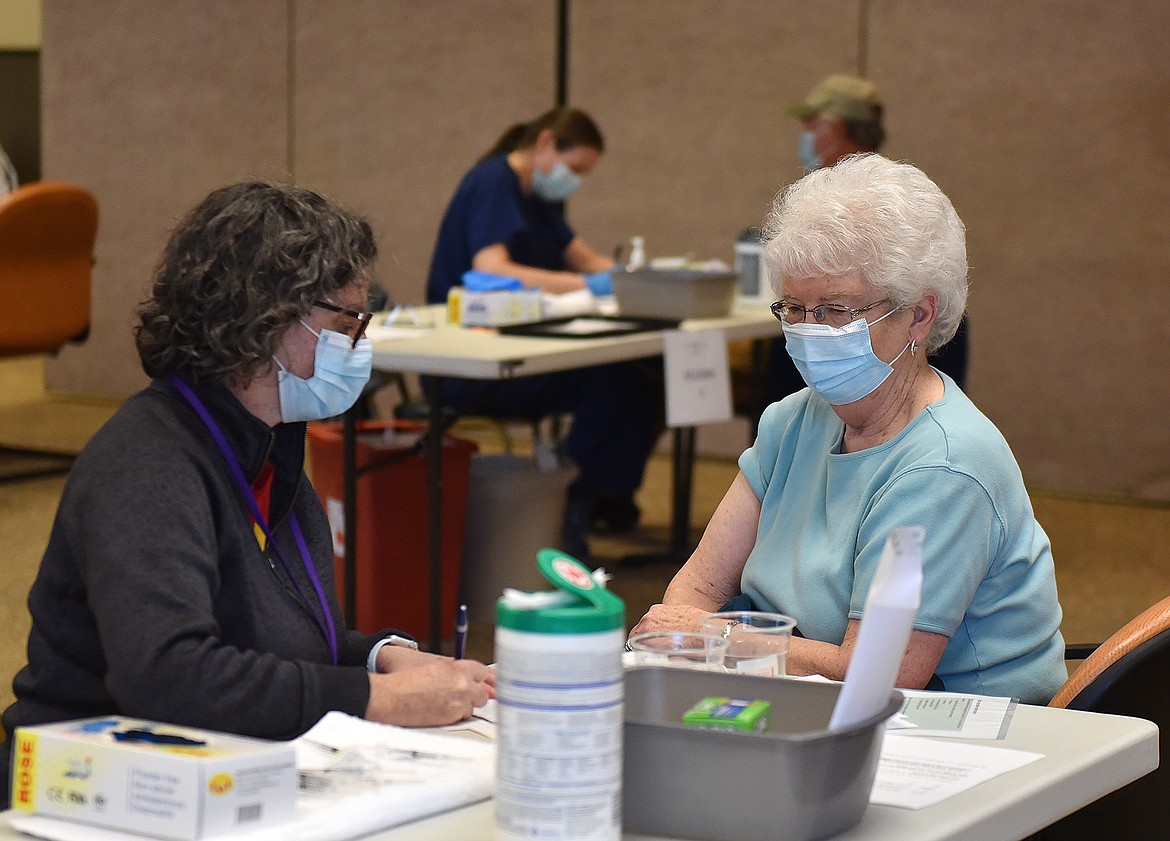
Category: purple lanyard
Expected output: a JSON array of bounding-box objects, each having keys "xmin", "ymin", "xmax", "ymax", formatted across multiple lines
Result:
[{"xmin": 168, "ymin": 374, "xmax": 339, "ymax": 665}]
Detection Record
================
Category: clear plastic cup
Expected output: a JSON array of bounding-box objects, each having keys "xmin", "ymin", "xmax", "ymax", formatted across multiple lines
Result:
[
  {"xmin": 627, "ymin": 631, "xmax": 729, "ymax": 671},
  {"xmin": 700, "ymin": 611, "xmax": 796, "ymax": 677}
]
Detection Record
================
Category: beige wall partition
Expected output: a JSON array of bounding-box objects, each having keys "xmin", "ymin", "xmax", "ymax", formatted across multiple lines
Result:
[
  {"xmin": 41, "ymin": 0, "xmax": 557, "ymax": 398},
  {"xmin": 291, "ymin": 0, "xmax": 557, "ymax": 303},
  {"xmin": 867, "ymin": 0, "xmax": 1170, "ymax": 499},
  {"xmin": 41, "ymin": 0, "xmax": 291, "ymax": 398},
  {"xmin": 40, "ymin": 0, "xmax": 1170, "ymax": 499}
]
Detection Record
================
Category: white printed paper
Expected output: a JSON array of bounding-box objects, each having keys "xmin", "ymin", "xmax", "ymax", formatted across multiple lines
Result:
[
  {"xmin": 871, "ymin": 735, "xmax": 1042, "ymax": 809},
  {"xmin": 663, "ymin": 328, "xmax": 732, "ymax": 427},
  {"xmin": 890, "ymin": 692, "xmax": 1018, "ymax": 740}
]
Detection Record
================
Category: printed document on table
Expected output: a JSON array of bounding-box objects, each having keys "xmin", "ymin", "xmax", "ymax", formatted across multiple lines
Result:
[
  {"xmin": 888, "ymin": 691, "xmax": 1017, "ymax": 740},
  {"xmin": 871, "ymin": 736, "xmax": 1043, "ymax": 809}
]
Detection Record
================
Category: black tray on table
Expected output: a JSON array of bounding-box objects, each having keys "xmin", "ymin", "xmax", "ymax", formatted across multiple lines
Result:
[{"xmin": 497, "ymin": 315, "xmax": 681, "ymax": 339}]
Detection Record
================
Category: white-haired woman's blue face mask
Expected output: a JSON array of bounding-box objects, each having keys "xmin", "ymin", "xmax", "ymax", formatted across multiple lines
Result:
[
  {"xmin": 782, "ymin": 306, "xmax": 910, "ymax": 404},
  {"xmin": 276, "ymin": 321, "xmax": 373, "ymax": 422}
]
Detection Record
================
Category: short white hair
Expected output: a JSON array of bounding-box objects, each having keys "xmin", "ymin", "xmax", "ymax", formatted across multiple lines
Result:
[{"xmin": 761, "ymin": 154, "xmax": 968, "ymax": 353}]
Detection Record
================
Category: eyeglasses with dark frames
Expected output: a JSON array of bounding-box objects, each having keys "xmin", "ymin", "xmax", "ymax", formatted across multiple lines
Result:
[
  {"xmin": 313, "ymin": 299, "xmax": 374, "ymax": 348},
  {"xmin": 770, "ymin": 298, "xmax": 891, "ymax": 328}
]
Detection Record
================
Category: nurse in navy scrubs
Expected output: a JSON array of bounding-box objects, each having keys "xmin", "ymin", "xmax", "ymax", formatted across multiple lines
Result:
[{"xmin": 426, "ymin": 107, "xmax": 663, "ymax": 558}]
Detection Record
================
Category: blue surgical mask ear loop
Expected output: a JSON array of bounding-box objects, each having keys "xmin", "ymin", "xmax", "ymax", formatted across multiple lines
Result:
[{"xmin": 272, "ymin": 319, "xmax": 320, "ymax": 376}]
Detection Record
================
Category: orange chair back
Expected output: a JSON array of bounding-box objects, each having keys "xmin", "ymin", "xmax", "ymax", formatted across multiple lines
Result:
[
  {"xmin": 1050, "ymin": 595, "xmax": 1170, "ymax": 709},
  {"xmin": 1039, "ymin": 597, "xmax": 1170, "ymax": 839},
  {"xmin": 0, "ymin": 181, "xmax": 98, "ymax": 356}
]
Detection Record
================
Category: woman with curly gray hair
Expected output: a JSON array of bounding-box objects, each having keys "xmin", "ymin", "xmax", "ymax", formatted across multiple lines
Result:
[
  {"xmin": 632, "ymin": 155, "xmax": 1066, "ymax": 704},
  {"xmin": 2, "ymin": 182, "xmax": 492, "ymax": 783}
]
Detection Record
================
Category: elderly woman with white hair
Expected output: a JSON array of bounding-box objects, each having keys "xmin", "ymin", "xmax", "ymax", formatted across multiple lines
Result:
[{"xmin": 631, "ymin": 154, "xmax": 1066, "ymax": 704}]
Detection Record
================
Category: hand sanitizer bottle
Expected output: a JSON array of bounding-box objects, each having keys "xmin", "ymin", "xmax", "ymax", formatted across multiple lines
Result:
[{"xmin": 626, "ymin": 236, "xmax": 646, "ymax": 271}]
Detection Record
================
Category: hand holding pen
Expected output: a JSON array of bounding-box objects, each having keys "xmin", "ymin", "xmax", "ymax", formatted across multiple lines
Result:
[{"xmin": 454, "ymin": 603, "xmax": 469, "ymax": 660}]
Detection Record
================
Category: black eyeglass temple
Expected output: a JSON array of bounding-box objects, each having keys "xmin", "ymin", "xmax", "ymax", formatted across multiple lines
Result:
[{"xmin": 313, "ymin": 299, "xmax": 373, "ymax": 347}]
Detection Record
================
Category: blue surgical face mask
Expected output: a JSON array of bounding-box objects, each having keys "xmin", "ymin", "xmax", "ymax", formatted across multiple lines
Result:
[
  {"xmin": 798, "ymin": 130, "xmax": 823, "ymax": 171},
  {"xmin": 531, "ymin": 158, "xmax": 582, "ymax": 202},
  {"xmin": 276, "ymin": 321, "xmax": 372, "ymax": 422},
  {"xmin": 782, "ymin": 307, "xmax": 909, "ymax": 405}
]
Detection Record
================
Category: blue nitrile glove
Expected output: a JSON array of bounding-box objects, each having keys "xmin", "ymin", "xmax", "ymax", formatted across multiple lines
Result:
[
  {"xmin": 584, "ymin": 270, "xmax": 613, "ymax": 296},
  {"xmin": 462, "ymin": 270, "xmax": 524, "ymax": 292}
]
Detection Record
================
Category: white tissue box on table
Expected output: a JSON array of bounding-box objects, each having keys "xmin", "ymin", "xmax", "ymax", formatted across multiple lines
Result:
[
  {"xmin": 448, "ymin": 287, "xmax": 544, "ymax": 327},
  {"xmin": 10, "ymin": 716, "xmax": 296, "ymax": 840}
]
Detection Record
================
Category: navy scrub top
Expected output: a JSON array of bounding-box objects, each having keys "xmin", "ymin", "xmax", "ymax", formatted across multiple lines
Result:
[{"xmin": 426, "ymin": 155, "xmax": 575, "ymax": 304}]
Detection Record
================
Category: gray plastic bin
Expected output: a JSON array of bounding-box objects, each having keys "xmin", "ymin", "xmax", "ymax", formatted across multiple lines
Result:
[
  {"xmin": 459, "ymin": 453, "xmax": 578, "ymax": 617},
  {"xmin": 613, "ymin": 268, "xmax": 738, "ymax": 320},
  {"xmin": 623, "ymin": 666, "xmax": 902, "ymax": 841}
]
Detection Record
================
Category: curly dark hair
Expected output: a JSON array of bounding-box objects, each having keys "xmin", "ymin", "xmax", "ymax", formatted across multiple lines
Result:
[{"xmin": 135, "ymin": 181, "xmax": 377, "ymax": 386}]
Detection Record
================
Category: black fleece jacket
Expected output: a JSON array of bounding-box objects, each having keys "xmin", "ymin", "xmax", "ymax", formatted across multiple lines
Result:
[{"xmin": 3, "ymin": 377, "xmax": 396, "ymax": 746}]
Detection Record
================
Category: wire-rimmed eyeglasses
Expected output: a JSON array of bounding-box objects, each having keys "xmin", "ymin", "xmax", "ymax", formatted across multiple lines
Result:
[{"xmin": 770, "ymin": 298, "xmax": 890, "ymax": 329}]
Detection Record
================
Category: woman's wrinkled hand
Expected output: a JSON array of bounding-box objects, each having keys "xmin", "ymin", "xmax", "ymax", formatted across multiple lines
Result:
[
  {"xmin": 365, "ymin": 658, "xmax": 495, "ymax": 727},
  {"xmin": 628, "ymin": 603, "xmax": 712, "ymax": 641}
]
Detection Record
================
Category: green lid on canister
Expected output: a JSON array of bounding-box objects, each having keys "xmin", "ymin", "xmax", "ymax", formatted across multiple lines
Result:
[{"xmin": 496, "ymin": 548, "xmax": 625, "ymax": 634}]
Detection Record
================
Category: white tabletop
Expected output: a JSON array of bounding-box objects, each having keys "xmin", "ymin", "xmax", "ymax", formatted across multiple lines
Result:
[
  {"xmin": 263, "ymin": 704, "xmax": 1156, "ymax": 841},
  {"xmin": 368, "ymin": 302, "xmax": 784, "ymax": 379},
  {"xmin": 0, "ymin": 705, "xmax": 1155, "ymax": 841}
]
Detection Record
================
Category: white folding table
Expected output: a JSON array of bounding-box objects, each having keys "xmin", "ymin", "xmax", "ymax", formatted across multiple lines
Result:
[
  {"xmin": 2, "ymin": 703, "xmax": 1152, "ymax": 841},
  {"xmin": 315, "ymin": 704, "xmax": 1162, "ymax": 841}
]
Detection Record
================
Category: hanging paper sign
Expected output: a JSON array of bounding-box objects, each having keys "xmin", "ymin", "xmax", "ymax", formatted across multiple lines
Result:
[{"xmin": 663, "ymin": 329, "xmax": 733, "ymax": 428}]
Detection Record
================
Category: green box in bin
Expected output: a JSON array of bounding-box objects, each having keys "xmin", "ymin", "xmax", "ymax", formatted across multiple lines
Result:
[{"xmin": 682, "ymin": 696, "xmax": 771, "ymax": 732}]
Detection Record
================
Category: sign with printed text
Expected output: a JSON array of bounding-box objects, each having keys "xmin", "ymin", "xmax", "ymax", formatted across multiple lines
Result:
[{"xmin": 663, "ymin": 329, "xmax": 732, "ymax": 428}]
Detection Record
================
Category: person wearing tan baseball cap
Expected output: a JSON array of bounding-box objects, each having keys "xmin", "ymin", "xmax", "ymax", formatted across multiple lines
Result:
[
  {"xmin": 787, "ymin": 74, "xmax": 886, "ymax": 170},
  {"xmin": 773, "ymin": 73, "xmax": 969, "ymax": 390}
]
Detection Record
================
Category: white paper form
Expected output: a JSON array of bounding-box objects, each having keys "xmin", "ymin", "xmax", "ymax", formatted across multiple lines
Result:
[
  {"xmin": 890, "ymin": 691, "xmax": 1018, "ymax": 740},
  {"xmin": 870, "ymin": 735, "xmax": 1042, "ymax": 809}
]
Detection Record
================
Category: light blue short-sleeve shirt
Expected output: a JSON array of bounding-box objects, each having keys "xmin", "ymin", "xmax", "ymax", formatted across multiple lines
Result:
[{"xmin": 738, "ymin": 372, "xmax": 1066, "ymax": 704}]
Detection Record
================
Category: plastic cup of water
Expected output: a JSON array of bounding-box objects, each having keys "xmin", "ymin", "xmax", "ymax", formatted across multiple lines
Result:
[{"xmin": 700, "ymin": 611, "xmax": 796, "ymax": 677}]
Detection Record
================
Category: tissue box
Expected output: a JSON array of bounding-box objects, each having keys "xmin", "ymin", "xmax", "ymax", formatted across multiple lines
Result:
[
  {"xmin": 11, "ymin": 716, "xmax": 296, "ymax": 840},
  {"xmin": 447, "ymin": 287, "xmax": 543, "ymax": 327}
]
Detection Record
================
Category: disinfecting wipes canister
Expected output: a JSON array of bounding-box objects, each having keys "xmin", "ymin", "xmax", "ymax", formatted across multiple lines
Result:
[{"xmin": 494, "ymin": 549, "xmax": 625, "ymax": 841}]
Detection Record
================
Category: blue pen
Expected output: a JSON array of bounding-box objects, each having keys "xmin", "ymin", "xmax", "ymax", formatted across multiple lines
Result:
[{"xmin": 454, "ymin": 603, "xmax": 469, "ymax": 660}]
